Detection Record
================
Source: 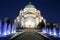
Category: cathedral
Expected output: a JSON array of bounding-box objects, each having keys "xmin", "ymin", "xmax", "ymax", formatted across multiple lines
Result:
[{"xmin": 14, "ymin": 2, "xmax": 46, "ymax": 28}]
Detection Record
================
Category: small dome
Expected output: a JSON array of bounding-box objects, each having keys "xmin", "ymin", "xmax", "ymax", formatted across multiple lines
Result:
[{"xmin": 25, "ymin": 2, "xmax": 35, "ymax": 8}]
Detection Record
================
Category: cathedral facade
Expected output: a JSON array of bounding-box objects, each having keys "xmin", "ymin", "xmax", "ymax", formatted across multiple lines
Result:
[{"xmin": 14, "ymin": 3, "xmax": 46, "ymax": 28}]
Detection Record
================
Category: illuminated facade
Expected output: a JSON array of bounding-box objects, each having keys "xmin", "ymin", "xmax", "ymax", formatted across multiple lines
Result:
[{"xmin": 15, "ymin": 3, "xmax": 46, "ymax": 28}]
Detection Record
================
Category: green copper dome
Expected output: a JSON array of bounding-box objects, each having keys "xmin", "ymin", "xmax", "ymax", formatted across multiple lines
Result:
[{"xmin": 25, "ymin": 4, "xmax": 35, "ymax": 8}]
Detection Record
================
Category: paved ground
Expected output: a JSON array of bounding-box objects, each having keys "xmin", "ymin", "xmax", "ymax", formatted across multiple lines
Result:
[{"xmin": 11, "ymin": 29, "xmax": 49, "ymax": 40}]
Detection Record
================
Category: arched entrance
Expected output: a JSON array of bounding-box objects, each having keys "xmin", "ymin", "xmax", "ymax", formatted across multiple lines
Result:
[{"xmin": 24, "ymin": 17, "xmax": 36, "ymax": 28}]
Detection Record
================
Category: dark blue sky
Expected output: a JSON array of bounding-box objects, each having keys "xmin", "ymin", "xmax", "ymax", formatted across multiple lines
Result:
[{"xmin": 0, "ymin": 0, "xmax": 60, "ymax": 23}]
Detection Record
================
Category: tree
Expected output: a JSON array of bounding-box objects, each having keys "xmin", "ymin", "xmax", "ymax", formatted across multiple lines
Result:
[
  {"xmin": 37, "ymin": 20, "xmax": 45, "ymax": 29},
  {"xmin": 6, "ymin": 18, "xmax": 10, "ymax": 24},
  {"xmin": 46, "ymin": 22, "xmax": 53, "ymax": 29},
  {"xmin": 4, "ymin": 17, "xmax": 10, "ymax": 24}
]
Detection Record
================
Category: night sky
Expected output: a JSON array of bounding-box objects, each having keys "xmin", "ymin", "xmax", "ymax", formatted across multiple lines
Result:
[{"xmin": 0, "ymin": 0, "xmax": 60, "ymax": 23}]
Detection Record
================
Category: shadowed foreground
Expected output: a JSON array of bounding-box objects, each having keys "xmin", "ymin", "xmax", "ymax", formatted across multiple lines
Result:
[{"xmin": 11, "ymin": 29, "xmax": 49, "ymax": 40}]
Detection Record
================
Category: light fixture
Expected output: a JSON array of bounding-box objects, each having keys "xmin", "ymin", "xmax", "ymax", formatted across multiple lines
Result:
[{"xmin": 17, "ymin": 17, "xmax": 19, "ymax": 19}]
